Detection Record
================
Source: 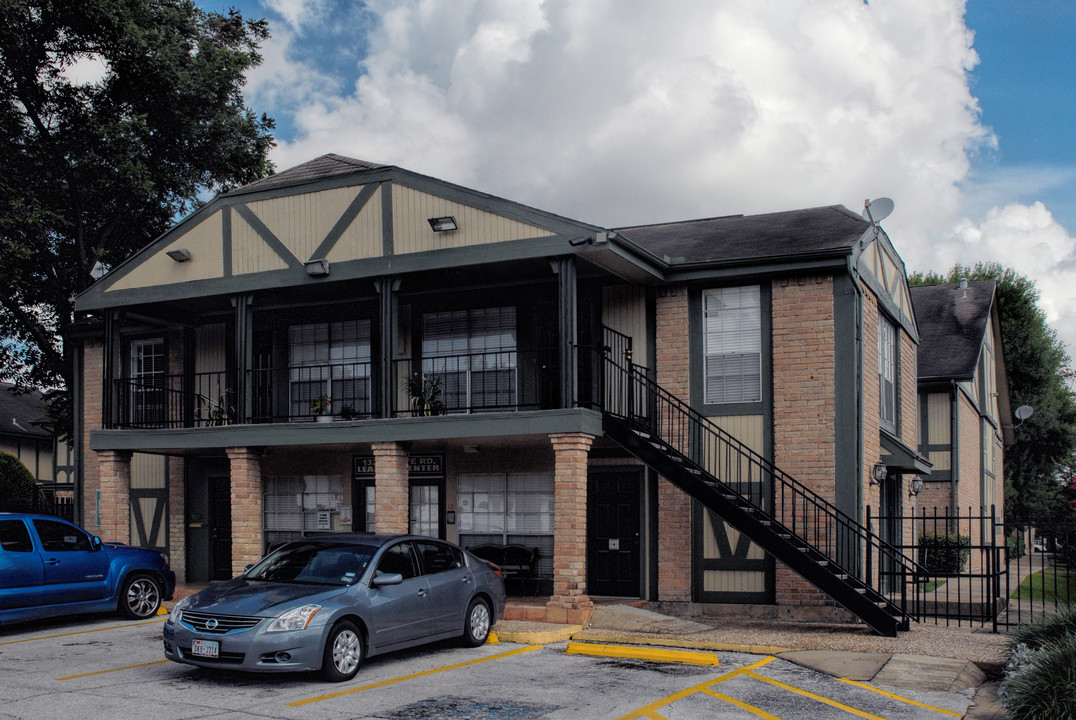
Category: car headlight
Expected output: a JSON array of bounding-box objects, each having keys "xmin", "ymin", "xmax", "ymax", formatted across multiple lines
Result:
[
  {"xmin": 266, "ymin": 604, "xmax": 321, "ymax": 632},
  {"xmin": 168, "ymin": 595, "xmax": 192, "ymax": 625}
]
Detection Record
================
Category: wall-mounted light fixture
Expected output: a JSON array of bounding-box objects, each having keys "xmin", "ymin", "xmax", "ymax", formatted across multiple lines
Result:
[
  {"xmin": 428, "ymin": 216, "xmax": 458, "ymax": 232},
  {"xmin": 304, "ymin": 259, "xmax": 330, "ymax": 277},
  {"xmin": 909, "ymin": 476, "xmax": 924, "ymax": 497},
  {"xmin": 166, "ymin": 248, "xmax": 192, "ymax": 262},
  {"xmin": 463, "ymin": 445, "xmax": 480, "ymax": 454},
  {"xmin": 870, "ymin": 461, "xmax": 888, "ymax": 486}
]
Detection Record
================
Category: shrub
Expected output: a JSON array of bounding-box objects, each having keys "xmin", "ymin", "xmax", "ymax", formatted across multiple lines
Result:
[
  {"xmin": 1008, "ymin": 606, "xmax": 1076, "ymax": 652},
  {"xmin": 917, "ymin": 531, "xmax": 971, "ymax": 574},
  {"xmin": 0, "ymin": 451, "xmax": 42, "ymax": 512},
  {"xmin": 1007, "ymin": 534, "xmax": 1026, "ymax": 560},
  {"xmin": 1000, "ymin": 633, "xmax": 1076, "ymax": 720}
]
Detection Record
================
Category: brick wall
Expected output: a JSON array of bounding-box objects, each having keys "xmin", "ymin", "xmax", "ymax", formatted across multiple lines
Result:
[
  {"xmin": 772, "ymin": 275, "xmax": 837, "ymax": 607},
  {"xmin": 654, "ymin": 287, "xmax": 692, "ymax": 602},
  {"xmin": 82, "ymin": 339, "xmax": 104, "ymax": 531},
  {"xmin": 226, "ymin": 447, "xmax": 263, "ymax": 576},
  {"xmin": 548, "ymin": 432, "xmax": 595, "ymax": 623},
  {"xmin": 372, "ymin": 442, "xmax": 409, "ymax": 534},
  {"xmin": 96, "ymin": 450, "xmax": 131, "ymax": 543},
  {"xmin": 168, "ymin": 456, "xmax": 186, "ymax": 583}
]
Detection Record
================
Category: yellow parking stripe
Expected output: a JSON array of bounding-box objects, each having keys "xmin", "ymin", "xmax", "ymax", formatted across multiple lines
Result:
[
  {"xmin": 287, "ymin": 644, "xmax": 542, "ymax": 707},
  {"xmin": 566, "ymin": 642, "xmax": 720, "ymax": 666},
  {"xmin": 702, "ymin": 689, "xmax": 783, "ymax": 720},
  {"xmin": 746, "ymin": 672, "xmax": 888, "ymax": 720},
  {"xmin": 837, "ymin": 678, "xmax": 963, "ymax": 716},
  {"xmin": 0, "ymin": 618, "xmax": 165, "ymax": 646},
  {"xmin": 616, "ymin": 656, "xmax": 777, "ymax": 720},
  {"xmin": 58, "ymin": 659, "xmax": 170, "ymax": 681}
]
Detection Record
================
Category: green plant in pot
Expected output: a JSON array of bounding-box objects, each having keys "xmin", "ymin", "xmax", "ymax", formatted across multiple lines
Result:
[
  {"xmin": 405, "ymin": 374, "xmax": 446, "ymax": 416},
  {"xmin": 310, "ymin": 394, "xmax": 332, "ymax": 421}
]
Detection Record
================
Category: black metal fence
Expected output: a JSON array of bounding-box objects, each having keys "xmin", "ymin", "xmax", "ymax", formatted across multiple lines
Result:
[
  {"xmin": 5, "ymin": 493, "xmax": 75, "ymax": 522},
  {"xmin": 867, "ymin": 505, "xmax": 1075, "ymax": 632}
]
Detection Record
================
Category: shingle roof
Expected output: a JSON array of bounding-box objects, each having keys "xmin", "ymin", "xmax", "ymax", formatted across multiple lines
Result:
[
  {"xmin": 0, "ymin": 383, "xmax": 50, "ymax": 439},
  {"xmin": 614, "ymin": 205, "xmax": 869, "ymax": 264},
  {"xmin": 227, "ymin": 154, "xmax": 387, "ymax": 195},
  {"xmin": 910, "ymin": 281, "xmax": 996, "ymax": 381}
]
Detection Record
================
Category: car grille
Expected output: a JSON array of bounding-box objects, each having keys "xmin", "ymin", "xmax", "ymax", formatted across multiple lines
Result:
[
  {"xmin": 178, "ymin": 646, "xmax": 245, "ymax": 664},
  {"xmin": 180, "ymin": 610, "xmax": 263, "ymax": 634}
]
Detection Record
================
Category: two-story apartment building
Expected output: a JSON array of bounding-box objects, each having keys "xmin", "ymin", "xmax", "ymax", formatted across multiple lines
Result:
[{"xmin": 70, "ymin": 154, "xmax": 932, "ymax": 634}]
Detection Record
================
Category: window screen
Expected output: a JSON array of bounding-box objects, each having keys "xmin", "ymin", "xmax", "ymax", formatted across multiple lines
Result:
[{"xmin": 703, "ymin": 287, "xmax": 761, "ymax": 403}]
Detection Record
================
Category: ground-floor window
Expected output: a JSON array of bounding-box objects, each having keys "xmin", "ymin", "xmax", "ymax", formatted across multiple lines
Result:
[
  {"xmin": 457, "ymin": 472, "xmax": 554, "ymax": 577},
  {"xmin": 263, "ymin": 475, "xmax": 345, "ymax": 550}
]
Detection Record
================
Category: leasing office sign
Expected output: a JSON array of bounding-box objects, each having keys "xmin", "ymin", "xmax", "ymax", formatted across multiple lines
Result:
[{"xmin": 352, "ymin": 453, "xmax": 444, "ymax": 479}]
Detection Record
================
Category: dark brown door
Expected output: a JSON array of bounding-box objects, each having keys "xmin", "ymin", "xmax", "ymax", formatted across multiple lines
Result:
[{"xmin": 208, "ymin": 475, "xmax": 232, "ymax": 580}]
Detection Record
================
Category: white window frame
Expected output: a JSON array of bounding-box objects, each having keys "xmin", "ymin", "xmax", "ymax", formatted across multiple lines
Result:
[
  {"xmin": 288, "ymin": 320, "xmax": 372, "ymax": 419},
  {"xmin": 877, "ymin": 315, "xmax": 897, "ymax": 430}
]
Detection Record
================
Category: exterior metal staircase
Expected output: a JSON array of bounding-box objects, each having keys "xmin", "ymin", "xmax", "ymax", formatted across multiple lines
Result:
[{"xmin": 589, "ymin": 348, "xmax": 920, "ymax": 636}]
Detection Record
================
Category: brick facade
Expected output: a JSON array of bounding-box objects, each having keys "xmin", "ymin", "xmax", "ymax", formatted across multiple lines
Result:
[
  {"xmin": 96, "ymin": 450, "xmax": 131, "ymax": 544},
  {"xmin": 168, "ymin": 456, "xmax": 186, "ymax": 582},
  {"xmin": 654, "ymin": 287, "xmax": 692, "ymax": 602},
  {"xmin": 226, "ymin": 447, "xmax": 263, "ymax": 576},
  {"xmin": 547, "ymin": 432, "xmax": 595, "ymax": 624}
]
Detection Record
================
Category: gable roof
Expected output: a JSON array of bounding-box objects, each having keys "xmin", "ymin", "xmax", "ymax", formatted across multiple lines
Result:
[
  {"xmin": 911, "ymin": 280, "xmax": 996, "ymax": 381},
  {"xmin": 229, "ymin": 154, "xmax": 388, "ymax": 195},
  {"xmin": 614, "ymin": 206, "xmax": 869, "ymax": 266},
  {"xmin": 0, "ymin": 383, "xmax": 50, "ymax": 439}
]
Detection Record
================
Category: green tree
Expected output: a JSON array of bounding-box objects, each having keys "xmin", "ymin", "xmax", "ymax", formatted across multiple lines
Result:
[
  {"xmin": 909, "ymin": 263, "xmax": 1076, "ymax": 523},
  {"xmin": 0, "ymin": 0, "xmax": 275, "ymax": 435},
  {"xmin": 0, "ymin": 450, "xmax": 43, "ymax": 511}
]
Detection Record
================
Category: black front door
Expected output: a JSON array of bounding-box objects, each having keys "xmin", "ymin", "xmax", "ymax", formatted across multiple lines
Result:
[
  {"xmin": 587, "ymin": 469, "xmax": 641, "ymax": 597},
  {"xmin": 208, "ymin": 475, "xmax": 233, "ymax": 580}
]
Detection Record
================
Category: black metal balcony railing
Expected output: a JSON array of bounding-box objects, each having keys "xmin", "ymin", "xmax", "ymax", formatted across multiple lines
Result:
[{"xmin": 111, "ymin": 349, "xmax": 560, "ymax": 428}]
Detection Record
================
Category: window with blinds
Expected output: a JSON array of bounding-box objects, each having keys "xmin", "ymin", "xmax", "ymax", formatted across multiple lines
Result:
[
  {"xmin": 877, "ymin": 315, "xmax": 896, "ymax": 429},
  {"xmin": 422, "ymin": 307, "xmax": 517, "ymax": 411},
  {"xmin": 457, "ymin": 472, "xmax": 554, "ymax": 576},
  {"xmin": 288, "ymin": 320, "xmax": 371, "ymax": 418},
  {"xmin": 263, "ymin": 475, "xmax": 345, "ymax": 549},
  {"xmin": 129, "ymin": 338, "xmax": 166, "ymax": 426},
  {"xmin": 703, "ymin": 287, "xmax": 761, "ymax": 404}
]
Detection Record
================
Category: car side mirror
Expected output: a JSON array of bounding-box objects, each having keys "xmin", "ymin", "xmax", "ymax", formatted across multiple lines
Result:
[
  {"xmin": 92, "ymin": 536, "xmax": 102, "ymax": 551},
  {"xmin": 371, "ymin": 572, "xmax": 403, "ymax": 587}
]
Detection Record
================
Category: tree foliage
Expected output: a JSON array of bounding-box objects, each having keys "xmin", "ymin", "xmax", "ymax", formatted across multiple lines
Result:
[
  {"xmin": 0, "ymin": 450, "xmax": 42, "ymax": 511},
  {"xmin": 909, "ymin": 263, "xmax": 1076, "ymax": 523},
  {"xmin": 0, "ymin": 0, "xmax": 274, "ymax": 434}
]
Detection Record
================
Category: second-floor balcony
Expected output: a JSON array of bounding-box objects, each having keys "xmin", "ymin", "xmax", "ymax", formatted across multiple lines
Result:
[{"xmin": 111, "ymin": 349, "xmax": 561, "ymax": 429}]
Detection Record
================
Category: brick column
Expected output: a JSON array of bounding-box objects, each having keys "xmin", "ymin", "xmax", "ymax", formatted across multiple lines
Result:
[
  {"xmin": 168, "ymin": 456, "xmax": 187, "ymax": 583},
  {"xmin": 96, "ymin": 450, "xmax": 131, "ymax": 544},
  {"xmin": 547, "ymin": 432, "xmax": 594, "ymax": 624},
  {"xmin": 655, "ymin": 287, "xmax": 692, "ymax": 602},
  {"xmin": 373, "ymin": 442, "xmax": 409, "ymax": 534},
  {"xmin": 227, "ymin": 447, "xmax": 263, "ymax": 576}
]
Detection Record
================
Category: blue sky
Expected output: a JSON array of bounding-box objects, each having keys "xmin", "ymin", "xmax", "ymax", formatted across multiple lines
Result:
[{"xmin": 197, "ymin": 0, "xmax": 1076, "ymax": 352}]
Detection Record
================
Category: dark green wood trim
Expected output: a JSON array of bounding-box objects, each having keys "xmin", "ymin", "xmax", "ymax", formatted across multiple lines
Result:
[
  {"xmin": 312, "ymin": 182, "xmax": 381, "ymax": 261},
  {"xmin": 233, "ymin": 204, "xmax": 301, "ymax": 269},
  {"xmin": 553, "ymin": 257, "xmax": 578, "ymax": 408},
  {"xmin": 223, "ymin": 168, "xmax": 397, "ymax": 204},
  {"xmin": 668, "ymin": 256, "xmax": 849, "ymax": 284},
  {"xmin": 382, "ymin": 181, "xmax": 394, "ymax": 256},
  {"xmin": 834, "ymin": 274, "xmax": 860, "ymax": 520},
  {"xmin": 222, "ymin": 206, "xmax": 233, "ymax": 277},
  {"xmin": 88, "ymin": 408, "xmax": 605, "ymax": 453}
]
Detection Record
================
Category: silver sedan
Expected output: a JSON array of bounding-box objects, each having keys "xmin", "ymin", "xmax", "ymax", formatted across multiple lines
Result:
[{"xmin": 162, "ymin": 534, "xmax": 506, "ymax": 681}]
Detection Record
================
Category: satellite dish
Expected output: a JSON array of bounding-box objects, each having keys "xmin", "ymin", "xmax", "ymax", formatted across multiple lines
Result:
[
  {"xmin": 862, "ymin": 197, "xmax": 895, "ymax": 224},
  {"xmin": 1015, "ymin": 405, "xmax": 1034, "ymax": 421},
  {"xmin": 90, "ymin": 260, "xmax": 109, "ymax": 280}
]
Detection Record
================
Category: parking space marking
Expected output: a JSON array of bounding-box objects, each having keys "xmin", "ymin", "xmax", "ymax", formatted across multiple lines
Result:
[
  {"xmin": 57, "ymin": 659, "xmax": 170, "ymax": 681},
  {"xmin": 616, "ymin": 655, "xmax": 777, "ymax": 720},
  {"xmin": 287, "ymin": 644, "xmax": 543, "ymax": 707},
  {"xmin": 565, "ymin": 641, "xmax": 720, "ymax": 666},
  {"xmin": 837, "ymin": 677, "xmax": 963, "ymax": 716},
  {"xmin": 745, "ymin": 671, "xmax": 888, "ymax": 720},
  {"xmin": 0, "ymin": 618, "xmax": 165, "ymax": 646},
  {"xmin": 701, "ymin": 689, "xmax": 782, "ymax": 720}
]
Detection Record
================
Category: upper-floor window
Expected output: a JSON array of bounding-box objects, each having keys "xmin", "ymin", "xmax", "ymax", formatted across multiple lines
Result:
[
  {"xmin": 129, "ymin": 337, "xmax": 166, "ymax": 426},
  {"xmin": 702, "ymin": 287, "xmax": 761, "ymax": 404},
  {"xmin": 288, "ymin": 320, "xmax": 371, "ymax": 419},
  {"xmin": 422, "ymin": 307, "xmax": 516, "ymax": 411},
  {"xmin": 877, "ymin": 315, "xmax": 896, "ymax": 429}
]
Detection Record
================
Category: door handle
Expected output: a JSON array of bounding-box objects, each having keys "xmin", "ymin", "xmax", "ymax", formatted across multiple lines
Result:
[
  {"xmin": 45, "ymin": 558, "xmax": 60, "ymax": 565},
  {"xmin": 462, "ymin": 574, "xmax": 473, "ymax": 584},
  {"xmin": 417, "ymin": 588, "xmax": 428, "ymax": 597}
]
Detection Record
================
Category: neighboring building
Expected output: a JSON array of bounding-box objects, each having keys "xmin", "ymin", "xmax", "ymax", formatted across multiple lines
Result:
[
  {"xmin": 911, "ymin": 280, "xmax": 1011, "ymax": 527},
  {"xmin": 70, "ymin": 155, "xmax": 936, "ymax": 633},
  {"xmin": 0, "ymin": 382, "xmax": 73, "ymax": 507}
]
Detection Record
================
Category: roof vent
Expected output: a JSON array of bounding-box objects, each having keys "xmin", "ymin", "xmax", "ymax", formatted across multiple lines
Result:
[{"xmin": 959, "ymin": 278, "xmax": 968, "ymax": 298}]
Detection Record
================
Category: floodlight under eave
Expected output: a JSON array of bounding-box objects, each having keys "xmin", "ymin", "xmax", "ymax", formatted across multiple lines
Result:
[
  {"xmin": 304, "ymin": 259, "xmax": 330, "ymax": 277},
  {"xmin": 166, "ymin": 248, "xmax": 192, "ymax": 262},
  {"xmin": 428, "ymin": 216, "xmax": 458, "ymax": 232}
]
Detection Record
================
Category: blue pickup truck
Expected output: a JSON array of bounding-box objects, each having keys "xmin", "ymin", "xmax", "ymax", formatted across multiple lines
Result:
[{"xmin": 0, "ymin": 513, "xmax": 175, "ymax": 627}]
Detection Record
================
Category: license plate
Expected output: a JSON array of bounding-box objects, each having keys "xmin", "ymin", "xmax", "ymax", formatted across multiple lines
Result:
[{"xmin": 191, "ymin": 639, "xmax": 220, "ymax": 658}]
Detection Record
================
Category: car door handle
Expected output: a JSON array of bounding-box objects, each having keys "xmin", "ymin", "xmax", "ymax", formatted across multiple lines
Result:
[
  {"xmin": 462, "ymin": 574, "xmax": 473, "ymax": 584},
  {"xmin": 417, "ymin": 588, "xmax": 428, "ymax": 597},
  {"xmin": 45, "ymin": 558, "xmax": 60, "ymax": 565}
]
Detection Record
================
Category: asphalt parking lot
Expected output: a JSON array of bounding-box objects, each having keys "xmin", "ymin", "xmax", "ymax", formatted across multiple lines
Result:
[{"xmin": 0, "ymin": 614, "xmax": 977, "ymax": 719}]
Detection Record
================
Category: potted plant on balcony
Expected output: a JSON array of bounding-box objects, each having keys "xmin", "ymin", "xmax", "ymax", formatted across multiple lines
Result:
[
  {"xmin": 310, "ymin": 394, "xmax": 332, "ymax": 422},
  {"xmin": 405, "ymin": 374, "xmax": 446, "ymax": 416}
]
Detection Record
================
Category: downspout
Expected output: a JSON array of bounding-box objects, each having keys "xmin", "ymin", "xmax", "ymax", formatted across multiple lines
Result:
[
  {"xmin": 846, "ymin": 255, "xmax": 866, "ymax": 523},
  {"xmin": 950, "ymin": 380, "xmax": 960, "ymax": 511}
]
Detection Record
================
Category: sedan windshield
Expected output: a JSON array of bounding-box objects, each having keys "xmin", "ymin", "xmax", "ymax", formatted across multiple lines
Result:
[{"xmin": 246, "ymin": 542, "xmax": 376, "ymax": 586}]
